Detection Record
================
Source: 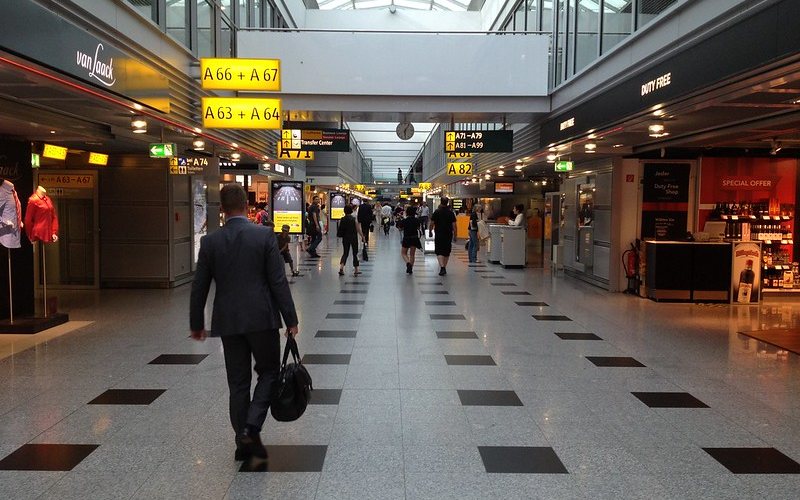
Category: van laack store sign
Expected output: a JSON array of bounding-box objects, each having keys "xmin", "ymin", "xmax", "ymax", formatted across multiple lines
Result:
[{"xmin": 0, "ymin": 1, "xmax": 168, "ymax": 111}]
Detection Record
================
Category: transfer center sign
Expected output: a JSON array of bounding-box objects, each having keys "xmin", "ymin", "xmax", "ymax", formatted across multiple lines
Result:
[
  {"xmin": 200, "ymin": 58, "xmax": 280, "ymax": 91},
  {"xmin": 202, "ymin": 97, "xmax": 281, "ymax": 129}
]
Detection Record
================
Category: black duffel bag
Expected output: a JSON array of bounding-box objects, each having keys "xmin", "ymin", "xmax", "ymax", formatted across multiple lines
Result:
[{"xmin": 270, "ymin": 335, "xmax": 313, "ymax": 422}]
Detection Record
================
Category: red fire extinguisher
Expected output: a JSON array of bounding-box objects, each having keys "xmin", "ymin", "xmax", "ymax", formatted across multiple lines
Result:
[{"xmin": 622, "ymin": 241, "xmax": 640, "ymax": 294}]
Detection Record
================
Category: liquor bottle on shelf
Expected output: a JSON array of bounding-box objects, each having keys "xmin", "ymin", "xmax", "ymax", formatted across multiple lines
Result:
[{"xmin": 737, "ymin": 259, "xmax": 756, "ymax": 303}]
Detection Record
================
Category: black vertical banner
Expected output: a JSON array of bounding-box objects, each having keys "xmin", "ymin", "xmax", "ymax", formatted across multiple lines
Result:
[
  {"xmin": 0, "ymin": 139, "xmax": 34, "ymax": 319},
  {"xmin": 641, "ymin": 163, "xmax": 691, "ymax": 240}
]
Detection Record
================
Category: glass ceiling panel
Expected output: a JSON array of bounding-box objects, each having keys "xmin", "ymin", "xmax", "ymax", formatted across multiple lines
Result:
[{"xmin": 316, "ymin": 0, "xmax": 469, "ymax": 11}]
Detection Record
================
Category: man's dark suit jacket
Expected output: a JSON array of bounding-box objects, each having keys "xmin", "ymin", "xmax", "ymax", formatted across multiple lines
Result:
[{"xmin": 190, "ymin": 217, "xmax": 298, "ymax": 336}]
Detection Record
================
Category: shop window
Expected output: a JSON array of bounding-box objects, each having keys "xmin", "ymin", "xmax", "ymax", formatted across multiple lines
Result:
[
  {"xmin": 553, "ymin": 0, "xmax": 567, "ymax": 85},
  {"xmin": 576, "ymin": 180, "xmax": 594, "ymax": 263},
  {"xmin": 602, "ymin": 0, "xmax": 632, "ymax": 54},
  {"xmin": 126, "ymin": 0, "xmax": 158, "ymax": 24},
  {"xmin": 197, "ymin": 0, "xmax": 214, "ymax": 57},
  {"xmin": 167, "ymin": 0, "xmax": 190, "ymax": 48},
  {"xmin": 637, "ymin": 0, "xmax": 678, "ymax": 29}
]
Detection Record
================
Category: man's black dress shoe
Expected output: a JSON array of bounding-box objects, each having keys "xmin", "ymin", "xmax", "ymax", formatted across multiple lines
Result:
[{"xmin": 239, "ymin": 428, "xmax": 268, "ymax": 459}]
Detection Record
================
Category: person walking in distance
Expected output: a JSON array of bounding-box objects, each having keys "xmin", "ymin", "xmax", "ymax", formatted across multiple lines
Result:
[
  {"xmin": 307, "ymin": 195, "xmax": 322, "ymax": 257},
  {"xmin": 190, "ymin": 184, "xmax": 299, "ymax": 462},
  {"xmin": 429, "ymin": 197, "xmax": 457, "ymax": 276},
  {"xmin": 468, "ymin": 204, "xmax": 480, "ymax": 263},
  {"xmin": 397, "ymin": 205, "xmax": 422, "ymax": 274},
  {"xmin": 337, "ymin": 205, "xmax": 364, "ymax": 276},
  {"xmin": 397, "ymin": 168, "xmax": 403, "ymax": 184},
  {"xmin": 418, "ymin": 203, "xmax": 430, "ymax": 236},
  {"xmin": 357, "ymin": 200, "xmax": 373, "ymax": 261},
  {"xmin": 381, "ymin": 202, "xmax": 393, "ymax": 235}
]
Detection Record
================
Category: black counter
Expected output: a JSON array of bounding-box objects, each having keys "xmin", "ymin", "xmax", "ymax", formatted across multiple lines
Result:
[{"xmin": 644, "ymin": 241, "xmax": 731, "ymax": 302}]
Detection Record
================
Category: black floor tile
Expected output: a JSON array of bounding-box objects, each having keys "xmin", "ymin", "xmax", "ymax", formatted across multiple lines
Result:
[
  {"xmin": 532, "ymin": 315, "xmax": 572, "ymax": 321},
  {"xmin": 315, "ymin": 330, "xmax": 357, "ymax": 338},
  {"xmin": 482, "ymin": 276, "xmax": 506, "ymax": 279},
  {"xmin": 88, "ymin": 389, "xmax": 166, "ymax": 405},
  {"xmin": 239, "ymin": 445, "xmax": 328, "ymax": 472},
  {"xmin": 703, "ymin": 448, "xmax": 800, "ymax": 474},
  {"xmin": 586, "ymin": 356, "xmax": 646, "ymax": 367},
  {"xmin": 430, "ymin": 314, "xmax": 466, "ymax": 320},
  {"xmin": 436, "ymin": 331, "xmax": 479, "ymax": 339},
  {"xmin": 479, "ymin": 446, "xmax": 568, "ymax": 474},
  {"xmin": 491, "ymin": 283, "xmax": 516, "ymax": 286},
  {"xmin": 555, "ymin": 332, "xmax": 603, "ymax": 340},
  {"xmin": 0, "ymin": 444, "xmax": 99, "ymax": 471},
  {"xmin": 421, "ymin": 291, "xmax": 449, "ymax": 295},
  {"xmin": 340, "ymin": 290, "xmax": 367, "ymax": 294},
  {"xmin": 309, "ymin": 389, "xmax": 342, "ymax": 405},
  {"xmin": 334, "ymin": 300, "xmax": 365, "ymax": 305},
  {"xmin": 445, "ymin": 355, "xmax": 496, "ymax": 366},
  {"xmin": 148, "ymin": 354, "xmax": 209, "ymax": 365},
  {"xmin": 458, "ymin": 390, "xmax": 523, "ymax": 406},
  {"xmin": 515, "ymin": 302, "xmax": 549, "ymax": 307},
  {"xmin": 502, "ymin": 291, "xmax": 530, "ymax": 295},
  {"xmin": 632, "ymin": 392, "xmax": 709, "ymax": 408},
  {"xmin": 425, "ymin": 301, "xmax": 457, "ymax": 306},
  {"xmin": 301, "ymin": 354, "xmax": 351, "ymax": 365},
  {"xmin": 326, "ymin": 313, "xmax": 362, "ymax": 319}
]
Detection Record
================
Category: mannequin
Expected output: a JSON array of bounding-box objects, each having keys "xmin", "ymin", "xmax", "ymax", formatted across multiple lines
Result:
[
  {"xmin": 24, "ymin": 186, "xmax": 59, "ymax": 243},
  {"xmin": 0, "ymin": 179, "xmax": 23, "ymax": 249}
]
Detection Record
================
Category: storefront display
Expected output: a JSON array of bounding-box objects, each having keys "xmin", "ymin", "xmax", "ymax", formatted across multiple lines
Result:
[
  {"xmin": 330, "ymin": 192, "xmax": 345, "ymax": 220},
  {"xmin": 731, "ymin": 241, "xmax": 762, "ymax": 304},
  {"xmin": 641, "ymin": 163, "xmax": 691, "ymax": 240},
  {"xmin": 699, "ymin": 158, "xmax": 797, "ymax": 293}
]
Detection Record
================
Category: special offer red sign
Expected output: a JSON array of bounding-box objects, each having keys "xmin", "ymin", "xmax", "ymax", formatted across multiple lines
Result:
[{"xmin": 720, "ymin": 176, "xmax": 778, "ymax": 190}]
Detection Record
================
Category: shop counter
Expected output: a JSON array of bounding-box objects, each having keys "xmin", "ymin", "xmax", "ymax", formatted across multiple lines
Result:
[
  {"xmin": 643, "ymin": 241, "xmax": 731, "ymax": 302},
  {"xmin": 487, "ymin": 224, "xmax": 504, "ymax": 264},
  {"xmin": 500, "ymin": 226, "xmax": 526, "ymax": 268}
]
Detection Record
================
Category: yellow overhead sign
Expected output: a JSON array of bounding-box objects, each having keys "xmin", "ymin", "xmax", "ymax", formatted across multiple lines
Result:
[
  {"xmin": 418, "ymin": 182, "xmax": 432, "ymax": 190},
  {"xmin": 42, "ymin": 144, "xmax": 68, "ymax": 160},
  {"xmin": 447, "ymin": 162, "xmax": 473, "ymax": 176},
  {"xmin": 37, "ymin": 174, "xmax": 94, "ymax": 188},
  {"xmin": 200, "ymin": 58, "xmax": 280, "ymax": 91},
  {"xmin": 202, "ymin": 97, "xmax": 281, "ymax": 130},
  {"xmin": 277, "ymin": 143, "xmax": 314, "ymax": 160},
  {"xmin": 446, "ymin": 152, "xmax": 473, "ymax": 160},
  {"xmin": 88, "ymin": 152, "xmax": 108, "ymax": 166}
]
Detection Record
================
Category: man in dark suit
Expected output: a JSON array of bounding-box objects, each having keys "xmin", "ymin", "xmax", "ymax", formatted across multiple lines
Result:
[{"xmin": 190, "ymin": 183, "xmax": 299, "ymax": 461}]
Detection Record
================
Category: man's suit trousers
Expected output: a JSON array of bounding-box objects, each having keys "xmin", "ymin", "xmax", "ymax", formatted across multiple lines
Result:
[{"xmin": 221, "ymin": 330, "xmax": 281, "ymax": 434}]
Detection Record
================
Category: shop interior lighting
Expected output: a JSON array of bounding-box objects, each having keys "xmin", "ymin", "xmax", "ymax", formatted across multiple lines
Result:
[
  {"xmin": 231, "ymin": 143, "xmax": 238, "ymax": 148},
  {"xmin": 613, "ymin": 144, "xmax": 624, "ymax": 148},
  {"xmin": 194, "ymin": 127, "xmax": 202, "ymax": 134},
  {"xmin": 49, "ymin": 130, "xmax": 56, "ymax": 134},
  {"xmin": 546, "ymin": 153, "xmax": 557, "ymax": 162},
  {"xmin": 648, "ymin": 122, "xmax": 668, "ymax": 138},
  {"xmin": 515, "ymin": 165, "xmax": 523, "ymax": 171},
  {"xmin": 498, "ymin": 169, "xmax": 505, "ymax": 176},
  {"xmin": 131, "ymin": 115, "xmax": 147, "ymax": 134},
  {"xmin": 230, "ymin": 152, "xmax": 241, "ymax": 161},
  {"xmin": 192, "ymin": 139, "xmax": 205, "ymax": 151},
  {"xmin": 484, "ymin": 173, "xmax": 491, "ymax": 179},
  {"xmin": 584, "ymin": 143, "xmax": 597, "ymax": 153},
  {"xmin": 542, "ymin": 179, "xmax": 548, "ymax": 186},
  {"xmin": 770, "ymin": 139, "xmax": 782, "ymax": 155}
]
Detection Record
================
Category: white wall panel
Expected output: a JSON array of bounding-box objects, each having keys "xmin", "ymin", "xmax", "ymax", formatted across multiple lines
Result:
[
  {"xmin": 238, "ymin": 31, "xmax": 549, "ymax": 97},
  {"xmin": 305, "ymin": 10, "xmax": 481, "ymax": 31}
]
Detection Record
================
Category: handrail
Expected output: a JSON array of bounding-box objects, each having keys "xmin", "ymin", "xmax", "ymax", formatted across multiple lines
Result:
[{"xmin": 238, "ymin": 27, "xmax": 551, "ymax": 35}]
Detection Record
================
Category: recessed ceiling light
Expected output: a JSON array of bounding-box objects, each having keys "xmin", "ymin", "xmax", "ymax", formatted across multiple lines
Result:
[
  {"xmin": 584, "ymin": 143, "xmax": 597, "ymax": 153},
  {"xmin": 49, "ymin": 130, "xmax": 56, "ymax": 134},
  {"xmin": 613, "ymin": 144, "xmax": 624, "ymax": 148},
  {"xmin": 546, "ymin": 153, "xmax": 557, "ymax": 162}
]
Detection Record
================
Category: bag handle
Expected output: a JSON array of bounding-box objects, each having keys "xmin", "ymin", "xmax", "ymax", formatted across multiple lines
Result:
[{"xmin": 281, "ymin": 334, "xmax": 301, "ymax": 367}]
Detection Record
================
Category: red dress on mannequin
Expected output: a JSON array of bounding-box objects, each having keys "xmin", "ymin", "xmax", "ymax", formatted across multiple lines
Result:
[{"xmin": 24, "ymin": 190, "xmax": 59, "ymax": 243}]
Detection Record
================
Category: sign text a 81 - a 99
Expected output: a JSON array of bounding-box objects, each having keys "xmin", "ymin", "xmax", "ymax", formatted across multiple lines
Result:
[{"xmin": 444, "ymin": 130, "xmax": 513, "ymax": 153}]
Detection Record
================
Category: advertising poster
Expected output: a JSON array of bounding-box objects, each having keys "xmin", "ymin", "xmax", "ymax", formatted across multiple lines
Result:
[
  {"xmin": 731, "ymin": 241, "xmax": 762, "ymax": 305},
  {"xmin": 641, "ymin": 163, "xmax": 691, "ymax": 240},
  {"xmin": 330, "ymin": 192, "xmax": 346, "ymax": 220},
  {"xmin": 271, "ymin": 181, "xmax": 304, "ymax": 234}
]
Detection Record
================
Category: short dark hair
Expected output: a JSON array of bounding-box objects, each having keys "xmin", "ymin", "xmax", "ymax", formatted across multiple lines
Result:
[
  {"xmin": 344, "ymin": 205, "xmax": 353, "ymax": 215},
  {"xmin": 406, "ymin": 206, "xmax": 417, "ymax": 217},
  {"xmin": 440, "ymin": 197, "xmax": 449, "ymax": 207},
  {"xmin": 220, "ymin": 184, "xmax": 247, "ymax": 213},
  {"xmin": 515, "ymin": 204, "xmax": 525, "ymax": 213}
]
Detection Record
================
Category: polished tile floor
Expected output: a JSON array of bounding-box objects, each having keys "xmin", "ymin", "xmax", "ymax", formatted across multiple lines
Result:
[{"xmin": 2, "ymin": 231, "xmax": 800, "ymax": 499}]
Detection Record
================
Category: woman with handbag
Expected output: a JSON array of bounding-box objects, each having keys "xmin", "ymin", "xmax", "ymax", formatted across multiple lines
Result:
[{"xmin": 337, "ymin": 205, "xmax": 364, "ymax": 276}]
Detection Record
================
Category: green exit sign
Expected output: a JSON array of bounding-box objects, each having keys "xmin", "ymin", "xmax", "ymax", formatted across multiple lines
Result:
[
  {"xmin": 554, "ymin": 160, "xmax": 574, "ymax": 172},
  {"xmin": 149, "ymin": 143, "xmax": 177, "ymax": 158}
]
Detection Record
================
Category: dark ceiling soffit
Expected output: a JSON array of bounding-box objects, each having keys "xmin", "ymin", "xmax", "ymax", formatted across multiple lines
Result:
[{"xmin": 539, "ymin": 0, "xmax": 800, "ymax": 147}]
